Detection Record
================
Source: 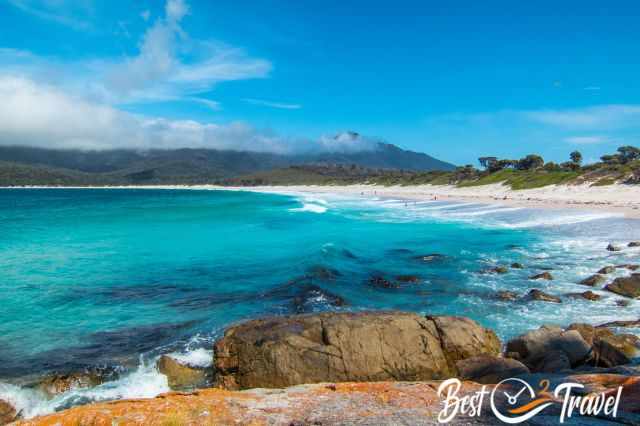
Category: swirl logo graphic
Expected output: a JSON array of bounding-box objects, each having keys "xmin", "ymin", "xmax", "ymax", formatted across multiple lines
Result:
[{"xmin": 490, "ymin": 378, "xmax": 553, "ymax": 424}]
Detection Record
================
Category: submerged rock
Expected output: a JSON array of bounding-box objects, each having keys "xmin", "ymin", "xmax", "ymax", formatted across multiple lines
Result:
[
  {"xmin": 0, "ymin": 399, "xmax": 17, "ymax": 425},
  {"xmin": 597, "ymin": 319, "xmax": 640, "ymax": 328},
  {"xmin": 292, "ymin": 285, "xmax": 346, "ymax": 313},
  {"xmin": 495, "ymin": 290, "xmax": 519, "ymax": 301},
  {"xmin": 607, "ymin": 243, "xmax": 622, "ymax": 252},
  {"xmin": 506, "ymin": 325, "xmax": 591, "ymax": 372},
  {"xmin": 510, "ymin": 262, "xmax": 524, "ymax": 269},
  {"xmin": 616, "ymin": 264, "xmax": 640, "ymax": 271},
  {"xmin": 157, "ymin": 355, "xmax": 211, "ymax": 391},
  {"xmin": 394, "ymin": 274, "xmax": 421, "ymax": 283},
  {"xmin": 598, "ymin": 266, "xmax": 616, "ymax": 274},
  {"xmin": 579, "ymin": 274, "xmax": 605, "ymax": 286},
  {"xmin": 412, "ymin": 253, "xmax": 447, "ymax": 263},
  {"xmin": 341, "ymin": 249, "xmax": 358, "ymax": 259},
  {"xmin": 566, "ymin": 291, "xmax": 601, "ymax": 301},
  {"xmin": 526, "ymin": 289, "xmax": 561, "ymax": 303},
  {"xmin": 367, "ymin": 274, "xmax": 399, "ymax": 289},
  {"xmin": 456, "ymin": 355, "xmax": 529, "ymax": 384},
  {"xmin": 306, "ymin": 265, "xmax": 341, "ymax": 281},
  {"xmin": 213, "ymin": 311, "xmax": 500, "ymax": 390},
  {"xmin": 605, "ymin": 274, "xmax": 640, "ymax": 298},
  {"xmin": 489, "ymin": 266, "xmax": 508, "ymax": 274},
  {"xmin": 529, "ymin": 272, "xmax": 553, "ymax": 280},
  {"xmin": 386, "ymin": 248, "xmax": 413, "ymax": 255}
]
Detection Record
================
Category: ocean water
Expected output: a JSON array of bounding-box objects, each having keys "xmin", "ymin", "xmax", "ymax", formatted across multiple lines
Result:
[{"xmin": 1, "ymin": 188, "xmax": 640, "ymax": 417}]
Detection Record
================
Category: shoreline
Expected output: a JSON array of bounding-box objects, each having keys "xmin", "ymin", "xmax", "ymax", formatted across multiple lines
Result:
[
  {"xmin": 2, "ymin": 184, "xmax": 640, "ymax": 422},
  {"xmin": 4, "ymin": 182, "xmax": 640, "ymax": 218}
]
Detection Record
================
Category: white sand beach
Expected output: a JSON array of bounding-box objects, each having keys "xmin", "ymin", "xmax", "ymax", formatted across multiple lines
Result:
[
  {"xmin": 7, "ymin": 182, "xmax": 640, "ymax": 218},
  {"xmin": 224, "ymin": 183, "xmax": 640, "ymax": 219}
]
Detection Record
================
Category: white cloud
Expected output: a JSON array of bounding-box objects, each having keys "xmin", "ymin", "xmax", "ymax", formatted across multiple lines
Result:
[
  {"xmin": 0, "ymin": 75, "xmax": 374, "ymax": 154},
  {"xmin": 185, "ymin": 97, "xmax": 221, "ymax": 111},
  {"xmin": 0, "ymin": 75, "xmax": 141, "ymax": 150},
  {"xmin": 243, "ymin": 98, "xmax": 302, "ymax": 110},
  {"xmin": 102, "ymin": 0, "xmax": 271, "ymax": 104},
  {"xmin": 0, "ymin": 75, "xmax": 283, "ymax": 151},
  {"xmin": 525, "ymin": 105, "xmax": 640, "ymax": 130},
  {"xmin": 317, "ymin": 131, "xmax": 378, "ymax": 153},
  {"xmin": 564, "ymin": 135, "xmax": 609, "ymax": 145},
  {"xmin": 165, "ymin": 0, "xmax": 189, "ymax": 23},
  {"xmin": 1, "ymin": 0, "xmax": 272, "ymax": 108},
  {"xmin": 7, "ymin": 0, "xmax": 93, "ymax": 31}
]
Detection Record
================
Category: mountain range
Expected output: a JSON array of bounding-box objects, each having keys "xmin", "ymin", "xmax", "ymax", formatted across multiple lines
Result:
[{"xmin": 0, "ymin": 135, "xmax": 455, "ymax": 186}]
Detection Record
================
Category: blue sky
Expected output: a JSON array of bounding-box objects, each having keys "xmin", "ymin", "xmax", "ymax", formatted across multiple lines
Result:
[{"xmin": 1, "ymin": 0, "xmax": 640, "ymax": 165}]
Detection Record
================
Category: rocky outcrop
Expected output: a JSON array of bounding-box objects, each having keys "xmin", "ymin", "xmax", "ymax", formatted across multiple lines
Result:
[
  {"xmin": 598, "ymin": 266, "xmax": 616, "ymax": 274},
  {"xmin": 595, "ymin": 334, "xmax": 640, "ymax": 367},
  {"xmin": 0, "ymin": 399, "xmax": 16, "ymax": 425},
  {"xmin": 506, "ymin": 325, "xmax": 591, "ymax": 372},
  {"xmin": 157, "ymin": 355, "xmax": 211, "ymax": 391},
  {"xmin": 13, "ymin": 381, "xmax": 495, "ymax": 426},
  {"xmin": 567, "ymin": 323, "xmax": 640, "ymax": 367},
  {"xmin": 526, "ymin": 289, "xmax": 561, "ymax": 303},
  {"xmin": 605, "ymin": 274, "xmax": 640, "ymax": 298},
  {"xmin": 607, "ymin": 243, "xmax": 622, "ymax": 252},
  {"xmin": 510, "ymin": 262, "xmax": 524, "ymax": 269},
  {"xmin": 579, "ymin": 274, "xmax": 605, "ymax": 286},
  {"xmin": 37, "ymin": 370, "xmax": 111, "ymax": 397},
  {"xmin": 11, "ymin": 310, "xmax": 640, "ymax": 425},
  {"xmin": 629, "ymin": 241, "xmax": 640, "ymax": 247},
  {"xmin": 529, "ymin": 272, "xmax": 553, "ymax": 280},
  {"xmin": 455, "ymin": 355, "xmax": 529, "ymax": 384},
  {"xmin": 213, "ymin": 311, "xmax": 500, "ymax": 390},
  {"xmin": 18, "ymin": 374, "xmax": 640, "ymax": 425}
]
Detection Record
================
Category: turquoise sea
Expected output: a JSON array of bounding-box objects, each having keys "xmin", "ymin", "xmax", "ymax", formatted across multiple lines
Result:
[{"xmin": 1, "ymin": 188, "xmax": 639, "ymax": 417}]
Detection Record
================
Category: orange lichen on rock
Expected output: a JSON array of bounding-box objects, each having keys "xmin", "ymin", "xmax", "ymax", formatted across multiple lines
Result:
[
  {"xmin": 16, "ymin": 382, "xmax": 484, "ymax": 426},
  {"xmin": 14, "ymin": 375, "xmax": 640, "ymax": 425}
]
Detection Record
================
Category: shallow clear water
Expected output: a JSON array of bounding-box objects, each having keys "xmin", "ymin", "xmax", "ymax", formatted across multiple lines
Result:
[{"xmin": 1, "ymin": 188, "xmax": 639, "ymax": 417}]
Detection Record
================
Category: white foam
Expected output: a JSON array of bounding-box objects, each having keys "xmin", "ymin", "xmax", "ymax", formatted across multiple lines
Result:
[
  {"xmin": 0, "ymin": 359, "xmax": 169, "ymax": 419},
  {"xmin": 410, "ymin": 202, "xmax": 480, "ymax": 211},
  {"xmin": 0, "ymin": 382, "xmax": 49, "ymax": 419},
  {"xmin": 290, "ymin": 203, "xmax": 328, "ymax": 213},
  {"xmin": 300, "ymin": 196, "xmax": 328, "ymax": 205},
  {"xmin": 499, "ymin": 212, "xmax": 622, "ymax": 229},
  {"xmin": 448, "ymin": 207, "xmax": 524, "ymax": 217},
  {"xmin": 168, "ymin": 348, "xmax": 213, "ymax": 368}
]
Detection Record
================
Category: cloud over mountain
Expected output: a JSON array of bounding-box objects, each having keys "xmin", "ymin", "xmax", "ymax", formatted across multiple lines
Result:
[{"xmin": 0, "ymin": 75, "xmax": 379, "ymax": 154}]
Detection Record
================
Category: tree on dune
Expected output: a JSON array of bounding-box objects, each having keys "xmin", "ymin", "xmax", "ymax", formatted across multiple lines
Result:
[
  {"xmin": 570, "ymin": 150, "xmax": 582, "ymax": 165},
  {"xmin": 516, "ymin": 154, "xmax": 544, "ymax": 171}
]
